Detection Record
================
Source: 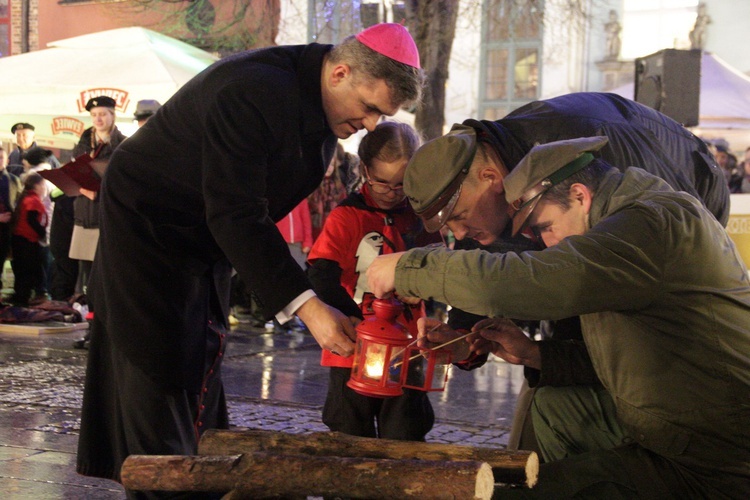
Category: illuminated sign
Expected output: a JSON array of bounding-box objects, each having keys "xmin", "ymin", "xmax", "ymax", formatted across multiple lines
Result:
[
  {"xmin": 51, "ymin": 116, "xmax": 86, "ymax": 136},
  {"xmin": 78, "ymin": 88, "xmax": 131, "ymax": 113}
]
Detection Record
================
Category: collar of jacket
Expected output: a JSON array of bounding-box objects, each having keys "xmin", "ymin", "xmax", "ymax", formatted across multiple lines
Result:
[
  {"xmin": 299, "ymin": 43, "xmax": 333, "ymax": 139},
  {"xmin": 15, "ymin": 142, "xmax": 38, "ymax": 153},
  {"xmin": 462, "ymin": 118, "xmax": 528, "ymax": 174},
  {"xmin": 588, "ymin": 167, "xmax": 678, "ymax": 229}
]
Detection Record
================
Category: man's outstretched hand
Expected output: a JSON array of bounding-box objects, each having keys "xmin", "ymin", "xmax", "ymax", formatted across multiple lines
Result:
[
  {"xmin": 472, "ymin": 318, "xmax": 541, "ymax": 369},
  {"xmin": 295, "ymin": 296, "xmax": 356, "ymax": 357},
  {"xmin": 415, "ymin": 317, "xmax": 492, "ymax": 363}
]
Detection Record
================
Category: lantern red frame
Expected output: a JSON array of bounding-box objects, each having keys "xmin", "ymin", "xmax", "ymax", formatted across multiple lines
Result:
[{"xmin": 347, "ymin": 299, "xmax": 412, "ymax": 398}]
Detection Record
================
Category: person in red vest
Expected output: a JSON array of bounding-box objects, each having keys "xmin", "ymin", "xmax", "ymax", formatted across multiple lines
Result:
[
  {"xmin": 307, "ymin": 121, "xmax": 441, "ymax": 440},
  {"xmin": 8, "ymin": 174, "xmax": 48, "ymax": 306}
]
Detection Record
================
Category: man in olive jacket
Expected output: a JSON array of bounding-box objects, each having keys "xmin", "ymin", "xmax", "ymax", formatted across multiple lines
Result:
[
  {"xmin": 368, "ymin": 136, "xmax": 750, "ymax": 497},
  {"xmin": 408, "ymin": 93, "xmax": 731, "ymax": 454},
  {"xmin": 76, "ymin": 23, "xmax": 424, "ymax": 491}
]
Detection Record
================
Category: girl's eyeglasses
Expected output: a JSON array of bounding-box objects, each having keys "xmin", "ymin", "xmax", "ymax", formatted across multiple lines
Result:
[{"xmin": 364, "ymin": 165, "xmax": 405, "ymax": 195}]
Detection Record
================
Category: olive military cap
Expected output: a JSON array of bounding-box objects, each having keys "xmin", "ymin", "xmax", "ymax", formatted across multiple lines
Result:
[
  {"xmin": 505, "ymin": 136, "xmax": 609, "ymax": 236},
  {"xmin": 404, "ymin": 124, "xmax": 478, "ymax": 232}
]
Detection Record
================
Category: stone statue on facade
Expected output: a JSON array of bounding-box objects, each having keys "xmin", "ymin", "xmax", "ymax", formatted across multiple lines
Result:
[
  {"xmin": 604, "ymin": 10, "xmax": 621, "ymax": 60},
  {"xmin": 689, "ymin": 2, "xmax": 711, "ymax": 50}
]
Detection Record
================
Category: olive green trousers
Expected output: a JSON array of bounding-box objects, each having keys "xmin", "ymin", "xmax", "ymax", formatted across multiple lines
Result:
[{"xmin": 495, "ymin": 386, "xmax": 749, "ymax": 499}]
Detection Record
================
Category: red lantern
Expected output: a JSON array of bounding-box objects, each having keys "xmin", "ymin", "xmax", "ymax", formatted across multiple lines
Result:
[{"xmin": 347, "ymin": 299, "xmax": 412, "ymax": 398}]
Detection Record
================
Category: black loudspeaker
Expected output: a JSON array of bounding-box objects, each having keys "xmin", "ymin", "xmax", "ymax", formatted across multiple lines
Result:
[{"xmin": 634, "ymin": 49, "xmax": 701, "ymax": 127}]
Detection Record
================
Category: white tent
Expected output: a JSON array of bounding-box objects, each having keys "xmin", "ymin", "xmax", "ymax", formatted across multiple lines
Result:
[
  {"xmin": 610, "ymin": 52, "xmax": 750, "ymax": 151},
  {"xmin": 0, "ymin": 27, "xmax": 218, "ymax": 149}
]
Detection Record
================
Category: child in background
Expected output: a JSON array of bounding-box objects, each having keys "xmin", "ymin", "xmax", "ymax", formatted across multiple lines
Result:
[
  {"xmin": 21, "ymin": 146, "xmax": 55, "ymax": 302},
  {"xmin": 275, "ymin": 200, "xmax": 313, "ymax": 271},
  {"xmin": 308, "ymin": 143, "xmax": 348, "ymax": 240},
  {"xmin": 307, "ymin": 121, "xmax": 441, "ymax": 440},
  {"xmin": 9, "ymin": 173, "xmax": 48, "ymax": 306}
]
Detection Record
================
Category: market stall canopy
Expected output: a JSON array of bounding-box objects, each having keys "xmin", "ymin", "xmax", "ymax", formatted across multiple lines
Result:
[{"xmin": 0, "ymin": 27, "xmax": 218, "ymax": 149}]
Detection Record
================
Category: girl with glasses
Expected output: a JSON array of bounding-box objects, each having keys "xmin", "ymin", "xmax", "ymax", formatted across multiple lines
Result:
[{"xmin": 306, "ymin": 121, "xmax": 441, "ymax": 440}]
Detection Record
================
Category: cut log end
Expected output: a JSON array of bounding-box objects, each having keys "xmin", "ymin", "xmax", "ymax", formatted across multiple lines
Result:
[
  {"xmin": 475, "ymin": 462, "xmax": 494, "ymax": 499},
  {"xmin": 526, "ymin": 451, "xmax": 540, "ymax": 488}
]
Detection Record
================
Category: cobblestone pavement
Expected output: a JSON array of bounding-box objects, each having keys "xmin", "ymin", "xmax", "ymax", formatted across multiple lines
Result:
[{"xmin": 0, "ymin": 322, "xmax": 523, "ymax": 498}]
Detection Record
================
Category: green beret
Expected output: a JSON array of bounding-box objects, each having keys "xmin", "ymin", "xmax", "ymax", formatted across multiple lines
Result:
[
  {"xmin": 404, "ymin": 123, "xmax": 477, "ymax": 232},
  {"xmin": 505, "ymin": 136, "xmax": 609, "ymax": 235}
]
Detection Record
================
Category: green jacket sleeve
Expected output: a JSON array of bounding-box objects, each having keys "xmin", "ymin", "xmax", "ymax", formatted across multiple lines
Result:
[{"xmin": 394, "ymin": 206, "xmax": 664, "ymax": 321}]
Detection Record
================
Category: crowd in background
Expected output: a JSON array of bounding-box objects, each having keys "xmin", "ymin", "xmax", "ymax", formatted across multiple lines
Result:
[
  {"xmin": 0, "ymin": 98, "xmax": 159, "ymax": 313},
  {"xmin": 707, "ymin": 138, "xmax": 750, "ymax": 193}
]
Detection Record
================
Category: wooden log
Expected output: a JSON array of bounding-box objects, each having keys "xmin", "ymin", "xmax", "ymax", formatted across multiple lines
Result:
[
  {"xmin": 120, "ymin": 452, "xmax": 494, "ymax": 499},
  {"xmin": 198, "ymin": 429, "xmax": 538, "ymax": 488}
]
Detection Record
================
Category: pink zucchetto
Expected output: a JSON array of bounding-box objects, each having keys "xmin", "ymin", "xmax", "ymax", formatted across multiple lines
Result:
[{"xmin": 355, "ymin": 23, "xmax": 420, "ymax": 69}]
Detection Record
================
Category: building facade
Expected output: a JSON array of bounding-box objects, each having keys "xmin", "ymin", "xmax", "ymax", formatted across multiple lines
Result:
[{"xmin": 2, "ymin": 1, "xmax": 746, "ymax": 142}]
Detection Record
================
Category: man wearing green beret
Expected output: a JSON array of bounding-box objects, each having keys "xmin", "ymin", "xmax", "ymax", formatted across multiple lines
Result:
[{"xmin": 367, "ymin": 136, "xmax": 750, "ymax": 497}]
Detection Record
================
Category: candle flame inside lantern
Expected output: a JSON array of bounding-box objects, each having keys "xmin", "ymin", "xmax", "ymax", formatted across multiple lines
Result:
[{"xmin": 364, "ymin": 344, "xmax": 386, "ymax": 379}]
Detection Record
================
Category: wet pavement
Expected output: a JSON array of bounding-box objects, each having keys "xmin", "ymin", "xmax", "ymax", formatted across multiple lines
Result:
[{"xmin": 0, "ymin": 320, "xmax": 524, "ymax": 498}]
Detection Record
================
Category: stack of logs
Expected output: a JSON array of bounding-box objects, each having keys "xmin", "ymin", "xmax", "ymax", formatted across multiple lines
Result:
[{"xmin": 121, "ymin": 429, "xmax": 539, "ymax": 499}]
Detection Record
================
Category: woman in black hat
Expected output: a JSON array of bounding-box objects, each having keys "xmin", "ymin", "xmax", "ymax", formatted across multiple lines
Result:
[{"xmin": 69, "ymin": 96, "xmax": 127, "ymax": 297}]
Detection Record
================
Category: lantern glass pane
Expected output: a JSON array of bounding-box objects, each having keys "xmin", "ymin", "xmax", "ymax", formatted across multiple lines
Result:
[
  {"xmin": 402, "ymin": 355, "xmax": 426, "ymax": 387},
  {"xmin": 387, "ymin": 349, "xmax": 404, "ymax": 383},
  {"xmin": 402, "ymin": 346, "xmax": 452, "ymax": 391},
  {"xmin": 430, "ymin": 351, "xmax": 452, "ymax": 390},
  {"xmin": 350, "ymin": 337, "xmax": 364, "ymax": 378}
]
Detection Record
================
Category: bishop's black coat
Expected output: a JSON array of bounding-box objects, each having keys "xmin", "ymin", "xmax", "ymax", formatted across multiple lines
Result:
[{"xmin": 77, "ymin": 43, "xmax": 338, "ymax": 482}]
